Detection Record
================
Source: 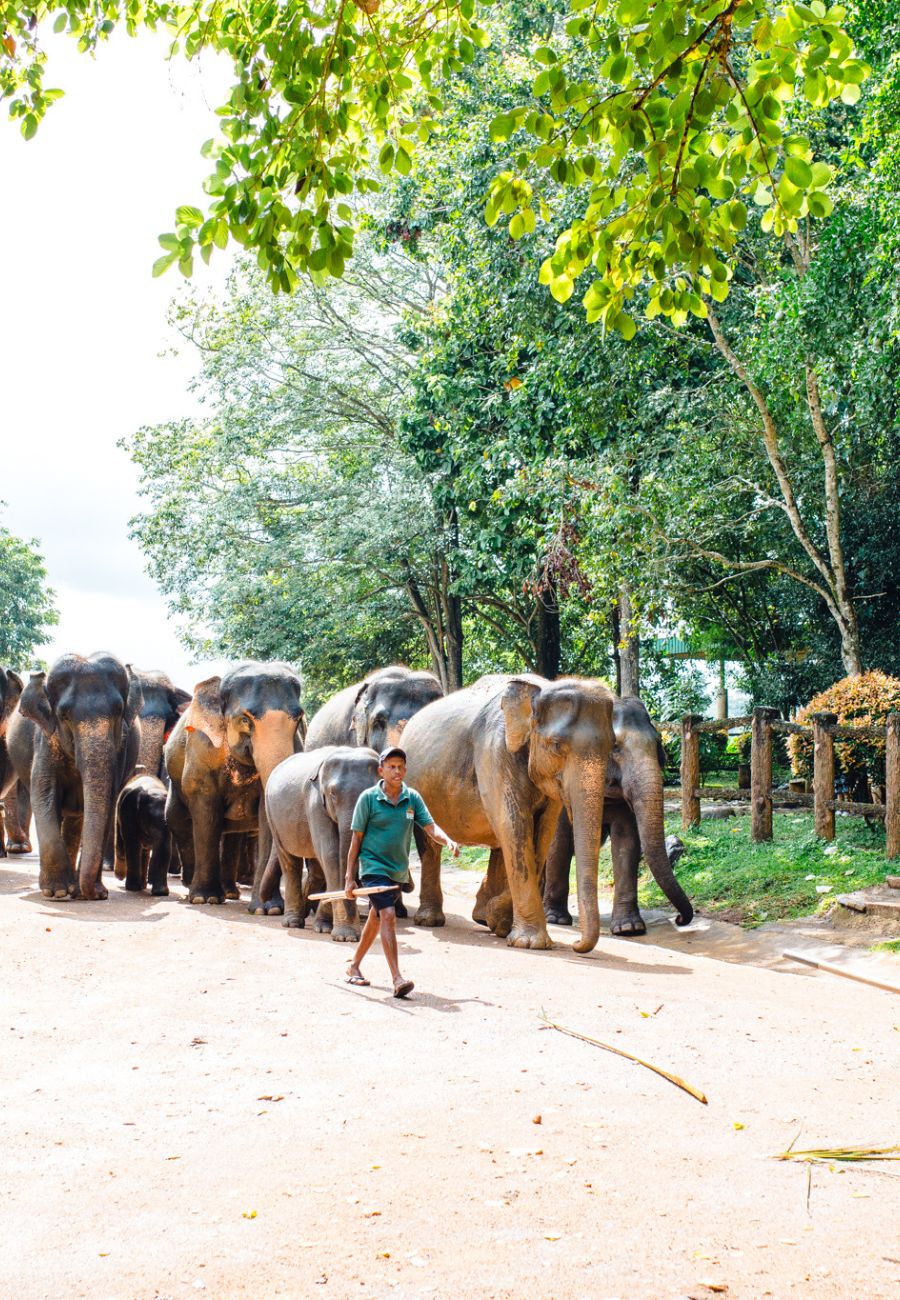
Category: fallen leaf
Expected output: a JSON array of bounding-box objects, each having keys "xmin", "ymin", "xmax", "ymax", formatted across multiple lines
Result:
[
  {"xmin": 166, "ymin": 1155, "xmax": 181, "ymax": 1161},
  {"xmin": 257, "ymin": 1095, "xmax": 284, "ymax": 1102},
  {"xmin": 815, "ymin": 884, "xmax": 833, "ymax": 894},
  {"xmin": 734, "ymin": 1122, "xmax": 745, "ymax": 1131},
  {"xmin": 544, "ymin": 1232, "xmax": 562, "ymax": 1241},
  {"xmin": 242, "ymin": 1210, "xmax": 257, "ymax": 1220},
  {"xmin": 98, "ymin": 1252, "xmax": 109, "ymax": 1258},
  {"xmin": 700, "ymin": 1282, "xmax": 728, "ymax": 1293},
  {"xmin": 532, "ymin": 1114, "xmax": 542, "ymax": 1125},
  {"xmin": 376, "ymin": 1251, "xmax": 391, "ymax": 1259},
  {"xmin": 363, "ymin": 1209, "xmax": 382, "ymax": 1217}
]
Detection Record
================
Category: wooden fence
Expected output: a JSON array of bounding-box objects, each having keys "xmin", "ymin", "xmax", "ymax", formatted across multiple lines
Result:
[{"xmin": 661, "ymin": 708, "xmax": 900, "ymax": 860}]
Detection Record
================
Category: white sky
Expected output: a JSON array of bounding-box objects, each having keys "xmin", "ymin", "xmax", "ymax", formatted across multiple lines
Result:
[{"xmin": 1, "ymin": 28, "xmax": 234, "ymax": 689}]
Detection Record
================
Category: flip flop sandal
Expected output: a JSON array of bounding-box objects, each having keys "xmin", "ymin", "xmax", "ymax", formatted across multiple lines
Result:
[
  {"xmin": 393, "ymin": 979, "xmax": 414, "ymax": 999},
  {"xmin": 346, "ymin": 973, "xmax": 370, "ymax": 986}
]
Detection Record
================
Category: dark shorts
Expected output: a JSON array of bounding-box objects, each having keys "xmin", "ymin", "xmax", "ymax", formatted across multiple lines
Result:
[{"xmin": 362, "ymin": 874, "xmax": 402, "ymax": 912}]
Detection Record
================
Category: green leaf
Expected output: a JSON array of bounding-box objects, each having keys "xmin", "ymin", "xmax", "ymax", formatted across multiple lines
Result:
[
  {"xmin": 21, "ymin": 115, "xmax": 38, "ymax": 141},
  {"xmin": 395, "ymin": 146, "xmax": 412, "ymax": 176},
  {"xmin": 549, "ymin": 275, "xmax": 574, "ymax": 303},
  {"xmin": 152, "ymin": 252, "xmax": 177, "ymax": 278},
  {"xmin": 784, "ymin": 156, "xmax": 813, "ymax": 189},
  {"xmin": 378, "ymin": 142, "xmax": 395, "ymax": 174},
  {"xmin": 615, "ymin": 311, "xmax": 636, "ymax": 340},
  {"xmin": 175, "ymin": 205, "xmax": 203, "ymax": 228},
  {"xmin": 489, "ymin": 113, "xmax": 514, "ymax": 142},
  {"xmin": 158, "ymin": 233, "xmax": 181, "ymax": 252},
  {"xmin": 840, "ymin": 83, "xmax": 861, "ymax": 106},
  {"xmin": 53, "ymin": 13, "xmax": 67, "ymax": 33}
]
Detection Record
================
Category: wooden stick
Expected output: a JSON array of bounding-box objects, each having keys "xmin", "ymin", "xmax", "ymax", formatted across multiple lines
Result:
[
  {"xmin": 539, "ymin": 1012, "xmax": 708, "ymax": 1105},
  {"xmin": 782, "ymin": 950, "xmax": 900, "ymax": 995},
  {"xmin": 308, "ymin": 886, "xmax": 397, "ymax": 902}
]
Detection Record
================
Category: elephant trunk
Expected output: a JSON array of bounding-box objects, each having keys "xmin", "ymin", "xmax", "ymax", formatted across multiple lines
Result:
[
  {"xmin": 569, "ymin": 779, "xmax": 606, "ymax": 955},
  {"xmin": 251, "ymin": 712, "xmax": 302, "ymax": 789},
  {"xmin": 75, "ymin": 726, "xmax": 118, "ymax": 896},
  {"xmin": 137, "ymin": 716, "xmax": 167, "ymax": 778},
  {"xmin": 634, "ymin": 790, "xmax": 693, "ymax": 926}
]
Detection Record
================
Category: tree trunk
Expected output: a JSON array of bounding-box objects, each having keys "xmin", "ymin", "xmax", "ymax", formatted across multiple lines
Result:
[
  {"xmin": 534, "ymin": 578, "xmax": 560, "ymax": 680},
  {"xmin": 617, "ymin": 587, "xmax": 640, "ymax": 697}
]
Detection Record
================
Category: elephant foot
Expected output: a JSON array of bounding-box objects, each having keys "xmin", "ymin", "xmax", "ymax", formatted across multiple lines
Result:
[
  {"xmin": 225, "ymin": 889, "xmax": 241, "ymax": 901},
  {"xmin": 313, "ymin": 912, "xmax": 333, "ymax": 934},
  {"xmin": 507, "ymin": 922, "xmax": 552, "ymax": 950},
  {"xmin": 413, "ymin": 904, "xmax": 445, "ymax": 928},
  {"xmin": 8, "ymin": 840, "xmax": 32, "ymax": 854},
  {"xmin": 395, "ymin": 898, "xmax": 408, "ymax": 919},
  {"xmin": 0, "ymin": 843, "xmax": 6, "ymax": 858},
  {"xmin": 42, "ymin": 885, "xmax": 75, "ymax": 900},
  {"xmin": 283, "ymin": 912, "xmax": 305, "ymax": 929},
  {"xmin": 151, "ymin": 885, "xmax": 170, "ymax": 897},
  {"xmin": 485, "ymin": 895, "xmax": 513, "ymax": 939},
  {"xmin": 331, "ymin": 925, "xmax": 361, "ymax": 943},
  {"xmin": 78, "ymin": 882, "xmax": 109, "ymax": 901},
  {"xmin": 124, "ymin": 878, "xmax": 144, "ymax": 893},
  {"xmin": 610, "ymin": 908, "xmax": 646, "ymax": 937},
  {"xmin": 544, "ymin": 904, "xmax": 573, "ymax": 926},
  {"xmin": 189, "ymin": 888, "xmax": 225, "ymax": 904}
]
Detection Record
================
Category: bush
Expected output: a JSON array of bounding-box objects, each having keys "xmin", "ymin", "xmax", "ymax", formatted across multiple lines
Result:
[{"xmin": 788, "ymin": 670, "xmax": 900, "ymax": 791}]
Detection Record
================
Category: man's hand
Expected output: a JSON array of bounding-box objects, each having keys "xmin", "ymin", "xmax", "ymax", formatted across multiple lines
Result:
[
  {"xmin": 344, "ymin": 877, "xmax": 356, "ymax": 899},
  {"xmin": 447, "ymin": 840, "xmax": 460, "ymax": 859}
]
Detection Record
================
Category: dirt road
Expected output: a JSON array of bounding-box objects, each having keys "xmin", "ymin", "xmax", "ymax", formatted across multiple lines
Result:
[{"xmin": 2, "ymin": 852, "xmax": 899, "ymax": 1299}]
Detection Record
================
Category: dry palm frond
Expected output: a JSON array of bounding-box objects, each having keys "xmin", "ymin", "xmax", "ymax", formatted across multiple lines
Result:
[
  {"xmin": 775, "ymin": 1144, "xmax": 900, "ymax": 1163},
  {"xmin": 539, "ymin": 1011, "xmax": 708, "ymax": 1105}
]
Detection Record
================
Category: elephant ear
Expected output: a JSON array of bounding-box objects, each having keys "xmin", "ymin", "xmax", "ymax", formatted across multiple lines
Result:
[
  {"xmin": 0, "ymin": 668, "xmax": 24, "ymax": 728},
  {"xmin": 183, "ymin": 676, "xmax": 225, "ymax": 749},
  {"xmin": 350, "ymin": 682, "xmax": 371, "ymax": 745},
  {"xmin": 295, "ymin": 708, "xmax": 308, "ymax": 748},
  {"xmin": 501, "ymin": 677, "xmax": 542, "ymax": 753},
  {"xmin": 124, "ymin": 665, "xmax": 145, "ymax": 728},
  {"xmin": 19, "ymin": 670, "xmax": 56, "ymax": 736},
  {"xmin": 168, "ymin": 686, "xmax": 193, "ymax": 717},
  {"xmin": 656, "ymin": 737, "xmax": 668, "ymax": 771}
]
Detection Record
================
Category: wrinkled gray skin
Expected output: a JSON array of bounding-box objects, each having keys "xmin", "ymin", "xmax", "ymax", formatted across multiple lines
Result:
[
  {"xmin": 7, "ymin": 653, "xmax": 143, "ymax": 900},
  {"xmin": 542, "ymin": 697, "xmax": 693, "ymax": 934},
  {"xmin": 403, "ymin": 674, "xmax": 614, "ymax": 953},
  {"xmin": 164, "ymin": 661, "xmax": 305, "ymax": 906},
  {"xmin": 0, "ymin": 667, "xmax": 28, "ymax": 856},
  {"xmin": 304, "ymin": 666, "xmax": 443, "ymax": 752},
  {"xmin": 265, "ymin": 745, "xmax": 380, "ymax": 940},
  {"xmin": 116, "ymin": 773, "xmax": 173, "ymax": 895}
]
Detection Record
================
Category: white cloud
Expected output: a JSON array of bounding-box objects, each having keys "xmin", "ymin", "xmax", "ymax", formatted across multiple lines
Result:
[{"xmin": 1, "ymin": 28, "xmax": 235, "ymax": 687}]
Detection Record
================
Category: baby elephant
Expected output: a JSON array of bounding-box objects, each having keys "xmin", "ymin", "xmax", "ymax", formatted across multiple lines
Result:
[
  {"xmin": 265, "ymin": 745, "xmax": 380, "ymax": 940},
  {"xmin": 116, "ymin": 774, "xmax": 173, "ymax": 895}
]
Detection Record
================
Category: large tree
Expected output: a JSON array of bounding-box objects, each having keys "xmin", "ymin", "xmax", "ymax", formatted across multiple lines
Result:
[{"xmin": 0, "ymin": 513, "xmax": 58, "ymax": 667}]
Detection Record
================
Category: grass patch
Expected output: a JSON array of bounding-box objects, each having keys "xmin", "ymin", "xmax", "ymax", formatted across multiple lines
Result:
[
  {"xmin": 869, "ymin": 939, "xmax": 900, "ymax": 955},
  {"xmin": 637, "ymin": 812, "xmax": 891, "ymax": 926},
  {"xmin": 455, "ymin": 845, "xmax": 490, "ymax": 872}
]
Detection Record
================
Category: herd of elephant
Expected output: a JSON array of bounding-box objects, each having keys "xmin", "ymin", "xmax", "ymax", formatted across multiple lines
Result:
[{"xmin": 0, "ymin": 654, "xmax": 693, "ymax": 954}]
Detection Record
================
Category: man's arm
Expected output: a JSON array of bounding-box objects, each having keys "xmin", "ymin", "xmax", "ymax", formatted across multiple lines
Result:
[
  {"xmin": 345, "ymin": 829, "xmax": 364, "ymax": 896},
  {"xmin": 423, "ymin": 823, "xmax": 460, "ymax": 858}
]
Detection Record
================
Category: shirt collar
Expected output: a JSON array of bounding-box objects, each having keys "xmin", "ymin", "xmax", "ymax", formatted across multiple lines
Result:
[{"xmin": 375, "ymin": 780, "xmax": 409, "ymax": 803}]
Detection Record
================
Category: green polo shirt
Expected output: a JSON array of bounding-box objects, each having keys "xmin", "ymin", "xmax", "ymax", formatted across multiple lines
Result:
[{"xmin": 351, "ymin": 781, "xmax": 433, "ymax": 882}]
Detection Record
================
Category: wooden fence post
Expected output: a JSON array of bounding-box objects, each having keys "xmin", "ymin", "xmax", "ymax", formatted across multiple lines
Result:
[
  {"xmin": 886, "ymin": 712, "xmax": 900, "ymax": 860},
  {"xmin": 680, "ymin": 714, "xmax": 701, "ymax": 830},
  {"xmin": 812, "ymin": 711, "xmax": 838, "ymax": 842},
  {"xmin": 751, "ymin": 707, "xmax": 779, "ymax": 842}
]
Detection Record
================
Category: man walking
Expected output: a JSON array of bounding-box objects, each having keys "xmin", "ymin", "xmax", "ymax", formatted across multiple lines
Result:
[{"xmin": 345, "ymin": 746, "xmax": 459, "ymax": 998}]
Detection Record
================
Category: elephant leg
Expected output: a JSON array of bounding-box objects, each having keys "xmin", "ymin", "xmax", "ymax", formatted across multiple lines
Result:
[
  {"xmin": 120, "ymin": 801, "xmax": 143, "ymax": 891},
  {"xmin": 187, "ymin": 795, "xmax": 226, "ymax": 904},
  {"xmin": 166, "ymin": 785, "xmax": 195, "ymax": 888},
  {"xmin": 303, "ymin": 857, "xmax": 325, "ymax": 924},
  {"xmin": 32, "ymin": 765, "xmax": 76, "ymax": 899},
  {"xmin": 473, "ymin": 848, "xmax": 508, "ymax": 927},
  {"xmin": 312, "ymin": 821, "xmax": 359, "ymax": 943},
  {"xmin": 147, "ymin": 832, "xmax": 171, "ymax": 896},
  {"xmin": 609, "ymin": 811, "xmax": 646, "ymax": 937},
  {"xmin": 543, "ymin": 812, "xmax": 575, "ymax": 926},
  {"xmin": 413, "ymin": 823, "xmax": 444, "ymax": 928},
  {"xmin": 236, "ymin": 834, "xmax": 256, "ymax": 886},
  {"xmin": 63, "ymin": 814, "xmax": 83, "ymax": 882},
  {"xmin": 249, "ymin": 838, "xmax": 283, "ymax": 916},
  {"xmin": 220, "ymin": 834, "xmax": 242, "ymax": 901},
  {"xmin": 279, "ymin": 840, "xmax": 307, "ymax": 930},
  {"xmin": 6, "ymin": 784, "xmax": 33, "ymax": 853},
  {"xmin": 496, "ymin": 811, "xmax": 551, "ymax": 950}
]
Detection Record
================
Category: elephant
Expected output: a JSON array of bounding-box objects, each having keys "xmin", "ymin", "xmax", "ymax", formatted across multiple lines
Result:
[
  {"xmin": 164, "ymin": 660, "xmax": 306, "ymax": 906},
  {"xmin": 0, "ymin": 667, "xmax": 30, "ymax": 856},
  {"xmin": 304, "ymin": 665, "xmax": 443, "ymax": 752},
  {"xmin": 116, "ymin": 772, "xmax": 172, "ymax": 895},
  {"xmin": 542, "ymin": 697, "xmax": 693, "ymax": 935},
  {"xmin": 7, "ymin": 653, "xmax": 143, "ymax": 900},
  {"xmin": 402, "ymin": 674, "xmax": 614, "ymax": 953},
  {"xmin": 133, "ymin": 669, "xmax": 192, "ymax": 778},
  {"xmin": 112, "ymin": 669, "xmax": 191, "ymax": 880},
  {"xmin": 265, "ymin": 745, "xmax": 380, "ymax": 940}
]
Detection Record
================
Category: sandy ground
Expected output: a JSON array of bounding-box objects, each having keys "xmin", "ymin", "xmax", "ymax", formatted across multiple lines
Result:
[{"xmin": 2, "ymin": 851, "xmax": 900, "ymax": 1300}]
